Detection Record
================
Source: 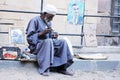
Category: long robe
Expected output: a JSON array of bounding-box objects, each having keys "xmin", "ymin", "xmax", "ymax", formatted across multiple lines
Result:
[{"xmin": 26, "ymin": 16, "xmax": 73, "ymax": 74}]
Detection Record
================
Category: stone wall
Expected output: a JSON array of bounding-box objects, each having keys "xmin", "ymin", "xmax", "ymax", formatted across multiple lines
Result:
[
  {"xmin": 0, "ymin": 0, "xmax": 84, "ymax": 48},
  {"xmin": 0, "ymin": 0, "xmax": 40, "ymax": 48},
  {"xmin": 97, "ymin": 0, "xmax": 118, "ymax": 46},
  {"xmin": 0, "ymin": 0, "xmax": 109, "ymax": 49}
]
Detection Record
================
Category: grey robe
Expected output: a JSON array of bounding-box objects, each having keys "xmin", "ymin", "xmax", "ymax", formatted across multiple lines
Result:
[{"xmin": 26, "ymin": 16, "xmax": 73, "ymax": 73}]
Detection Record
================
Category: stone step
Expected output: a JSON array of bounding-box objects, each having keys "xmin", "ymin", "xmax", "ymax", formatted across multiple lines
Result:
[
  {"xmin": 75, "ymin": 46, "xmax": 120, "ymax": 53},
  {"xmin": 69, "ymin": 58, "xmax": 120, "ymax": 71},
  {"xmin": 0, "ymin": 46, "xmax": 120, "ymax": 71},
  {"xmin": 0, "ymin": 58, "xmax": 120, "ymax": 71}
]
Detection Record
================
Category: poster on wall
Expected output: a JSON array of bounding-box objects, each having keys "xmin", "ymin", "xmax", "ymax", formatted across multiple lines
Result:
[
  {"xmin": 84, "ymin": 24, "xmax": 97, "ymax": 47},
  {"xmin": 10, "ymin": 28, "xmax": 24, "ymax": 44},
  {"xmin": 68, "ymin": 0, "xmax": 84, "ymax": 25}
]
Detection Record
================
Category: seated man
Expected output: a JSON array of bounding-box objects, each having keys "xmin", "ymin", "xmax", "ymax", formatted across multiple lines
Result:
[{"xmin": 26, "ymin": 4, "xmax": 74, "ymax": 76}]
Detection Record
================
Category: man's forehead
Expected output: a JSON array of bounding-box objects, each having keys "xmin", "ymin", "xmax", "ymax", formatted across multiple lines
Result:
[{"xmin": 46, "ymin": 13, "xmax": 54, "ymax": 17}]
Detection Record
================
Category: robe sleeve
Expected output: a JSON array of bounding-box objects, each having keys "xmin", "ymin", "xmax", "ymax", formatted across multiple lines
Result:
[{"xmin": 26, "ymin": 19, "xmax": 39, "ymax": 45}]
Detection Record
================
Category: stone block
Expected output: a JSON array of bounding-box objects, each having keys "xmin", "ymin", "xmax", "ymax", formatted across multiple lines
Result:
[{"xmin": 96, "ymin": 60, "xmax": 119, "ymax": 71}]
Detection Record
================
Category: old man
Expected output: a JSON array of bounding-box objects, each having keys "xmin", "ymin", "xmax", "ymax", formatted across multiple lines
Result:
[{"xmin": 26, "ymin": 4, "xmax": 74, "ymax": 76}]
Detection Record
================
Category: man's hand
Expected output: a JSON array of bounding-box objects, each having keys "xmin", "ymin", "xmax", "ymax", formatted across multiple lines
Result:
[
  {"xmin": 39, "ymin": 28, "xmax": 53, "ymax": 36},
  {"xmin": 43, "ymin": 28, "xmax": 53, "ymax": 34},
  {"xmin": 51, "ymin": 32, "xmax": 59, "ymax": 39}
]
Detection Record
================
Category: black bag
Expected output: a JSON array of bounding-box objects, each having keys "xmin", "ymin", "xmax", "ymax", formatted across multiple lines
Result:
[{"xmin": 1, "ymin": 46, "xmax": 21, "ymax": 60}]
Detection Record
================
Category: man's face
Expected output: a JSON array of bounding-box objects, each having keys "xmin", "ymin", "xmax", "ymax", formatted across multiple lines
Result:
[{"xmin": 44, "ymin": 14, "xmax": 54, "ymax": 22}]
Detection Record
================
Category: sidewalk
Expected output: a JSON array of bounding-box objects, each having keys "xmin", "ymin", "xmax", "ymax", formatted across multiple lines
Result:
[
  {"xmin": 0, "ymin": 66, "xmax": 120, "ymax": 80},
  {"xmin": 0, "ymin": 59, "xmax": 120, "ymax": 80}
]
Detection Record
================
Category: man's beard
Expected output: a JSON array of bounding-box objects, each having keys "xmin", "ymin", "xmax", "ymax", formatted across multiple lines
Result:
[{"xmin": 44, "ymin": 17, "xmax": 50, "ymax": 23}]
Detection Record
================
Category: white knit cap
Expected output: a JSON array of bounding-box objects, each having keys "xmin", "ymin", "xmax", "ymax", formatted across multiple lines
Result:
[{"xmin": 43, "ymin": 4, "xmax": 57, "ymax": 15}]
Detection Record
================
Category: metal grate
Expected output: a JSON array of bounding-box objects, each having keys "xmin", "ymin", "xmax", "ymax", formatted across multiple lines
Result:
[{"xmin": 111, "ymin": 0, "xmax": 120, "ymax": 33}]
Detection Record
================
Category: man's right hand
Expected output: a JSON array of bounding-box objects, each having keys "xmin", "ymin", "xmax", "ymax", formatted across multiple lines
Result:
[
  {"xmin": 43, "ymin": 28, "xmax": 53, "ymax": 34},
  {"xmin": 39, "ymin": 28, "xmax": 53, "ymax": 36}
]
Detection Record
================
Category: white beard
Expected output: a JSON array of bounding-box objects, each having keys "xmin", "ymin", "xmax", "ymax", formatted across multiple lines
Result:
[{"xmin": 44, "ymin": 17, "xmax": 49, "ymax": 23}]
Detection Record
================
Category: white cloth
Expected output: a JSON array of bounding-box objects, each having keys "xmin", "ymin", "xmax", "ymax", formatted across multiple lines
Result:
[
  {"xmin": 62, "ymin": 37, "xmax": 74, "ymax": 56},
  {"xmin": 43, "ymin": 4, "xmax": 57, "ymax": 15}
]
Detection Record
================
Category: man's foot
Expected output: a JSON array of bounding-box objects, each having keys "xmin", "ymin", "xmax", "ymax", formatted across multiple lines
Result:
[
  {"xmin": 39, "ymin": 68, "xmax": 50, "ymax": 76},
  {"xmin": 58, "ymin": 70, "xmax": 74, "ymax": 76},
  {"xmin": 50, "ymin": 67, "xmax": 58, "ymax": 72},
  {"xmin": 41, "ymin": 72, "xmax": 49, "ymax": 76}
]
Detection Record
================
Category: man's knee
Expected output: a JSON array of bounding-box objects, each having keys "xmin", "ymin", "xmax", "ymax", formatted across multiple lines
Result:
[
  {"xmin": 60, "ymin": 39, "xmax": 67, "ymax": 44},
  {"xmin": 44, "ymin": 39, "xmax": 53, "ymax": 44}
]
